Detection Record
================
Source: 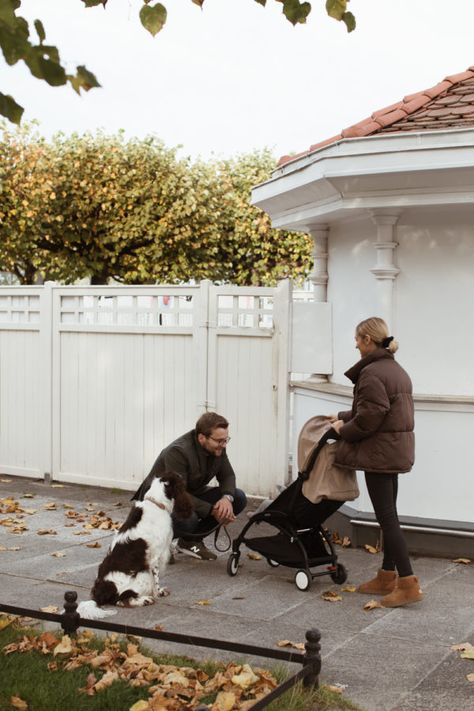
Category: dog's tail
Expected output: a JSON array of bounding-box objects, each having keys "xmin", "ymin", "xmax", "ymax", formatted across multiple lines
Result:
[{"xmin": 77, "ymin": 600, "xmax": 117, "ymax": 620}]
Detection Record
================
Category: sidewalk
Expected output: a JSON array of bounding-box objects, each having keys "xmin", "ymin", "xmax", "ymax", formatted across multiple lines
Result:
[{"xmin": 1, "ymin": 476, "xmax": 473, "ymax": 711}]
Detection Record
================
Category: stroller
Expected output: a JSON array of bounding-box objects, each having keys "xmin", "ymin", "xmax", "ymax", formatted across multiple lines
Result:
[{"xmin": 227, "ymin": 416, "xmax": 359, "ymax": 591}]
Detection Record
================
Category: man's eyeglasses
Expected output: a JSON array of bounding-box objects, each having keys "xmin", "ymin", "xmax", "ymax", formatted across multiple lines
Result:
[{"xmin": 207, "ymin": 435, "xmax": 231, "ymax": 446}]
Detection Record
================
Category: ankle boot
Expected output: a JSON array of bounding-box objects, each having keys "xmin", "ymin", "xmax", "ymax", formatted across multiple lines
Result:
[
  {"xmin": 381, "ymin": 575, "xmax": 423, "ymax": 608},
  {"xmin": 357, "ymin": 569, "xmax": 397, "ymax": 595}
]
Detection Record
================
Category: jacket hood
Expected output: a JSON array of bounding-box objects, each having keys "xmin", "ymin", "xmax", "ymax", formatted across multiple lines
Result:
[{"xmin": 345, "ymin": 348, "xmax": 394, "ymax": 384}]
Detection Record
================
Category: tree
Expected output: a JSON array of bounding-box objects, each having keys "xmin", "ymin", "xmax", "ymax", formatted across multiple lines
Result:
[
  {"xmin": 0, "ymin": 0, "xmax": 355, "ymax": 124},
  {"xmin": 0, "ymin": 127, "xmax": 312, "ymax": 285}
]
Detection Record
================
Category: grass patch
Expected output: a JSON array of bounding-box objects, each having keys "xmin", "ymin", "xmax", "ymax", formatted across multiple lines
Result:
[{"xmin": 0, "ymin": 619, "xmax": 362, "ymax": 710}]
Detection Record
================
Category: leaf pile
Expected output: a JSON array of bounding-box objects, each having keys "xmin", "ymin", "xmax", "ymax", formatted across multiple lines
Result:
[
  {"xmin": 452, "ymin": 642, "xmax": 474, "ymax": 682},
  {"xmin": 3, "ymin": 630, "xmax": 279, "ymax": 709}
]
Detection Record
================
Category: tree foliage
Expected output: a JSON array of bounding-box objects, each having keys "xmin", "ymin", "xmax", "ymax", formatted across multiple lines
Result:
[
  {"xmin": 0, "ymin": 0, "xmax": 355, "ymax": 124},
  {"xmin": 0, "ymin": 126, "xmax": 312, "ymax": 285}
]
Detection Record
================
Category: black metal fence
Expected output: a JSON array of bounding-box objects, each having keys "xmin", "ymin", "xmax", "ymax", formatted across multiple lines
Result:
[{"xmin": 0, "ymin": 591, "xmax": 322, "ymax": 710}]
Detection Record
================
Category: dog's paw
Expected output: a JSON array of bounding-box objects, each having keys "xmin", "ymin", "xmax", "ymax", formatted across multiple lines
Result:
[
  {"xmin": 143, "ymin": 596, "xmax": 155, "ymax": 606},
  {"xmin": 156, "ymin": 587, "xmax": 170, "ymax": 597}
]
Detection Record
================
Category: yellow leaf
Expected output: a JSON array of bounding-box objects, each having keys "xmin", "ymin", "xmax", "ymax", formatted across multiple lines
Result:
[
  {"xmin": 215, "ymin": 691, "xmax": 236, "ymax": 711},
  {"xmin": 247, "ymin": 552, "xmax": 262, "ymax": 560},
  {"xmin": 364, "ymin": 544, "xmax": 379, "ymax": 554},
  {"xmin": 342, "ymin": 585, "xmax": 357, "ymax": 593},
  {"xmin": 43, "ymin": 503, "xmax": 57, "ymax": 510},
  {"xmin": 453, "ymin": 558, "xmax": 471, "ymax": 565},
  {"xmin": 10, "ymin": 696, "xmax": 28, "ymax": 710},
  {"xmin": 232, "ymin": 664, "xmax": 260, "ymax": 689},
  {"xmin": 37, "ymin": 529, "xmax": 57, "ymax": 535},
  {"xmin": 461, "ymin": 650, "xmax": 474, "ymax": 660},
  {"xmin": 196, "ymin": 599, "xmax": 211, "ymax": 606},
  {"xmin": 129, "ymin": 702, "xmax": 149, "ymax": 711},
  {"xmin": 452, "ymin": 642, "xmax": 474, "ymax": 652},
  {"xmin": 364, "ymin": 599, "xmax": 383, "ymax": 610},
  {"xmin": 86, "ymin": 542, "xmax": 101, "ymax": 548},
  {"xmin": 94, "ymin": 670, "xmax": 119, "ymax": 692},
  {"xmin": 39, "ymin": 605, "xmax": 59, "ymax": 613},
  {"xmin": 467, "ymin": 673, "xmax": 474, "ymax": 682},
  {"xmin": 0, "ymin": 615, "xmax": 15, "ymax": 630},
  {"xmin": 53, "ymin": 635, "xmax": 73, "ymax": 655},
  {"xmin": 276, "ymin": 640, "xmax": 305, "ymax": 650},
  {"xmin": 326, "ymin": 684, "xmax": 343, "ymax": 694},
  {"xmin": 321, "ymin": 590, "xmax": 342, "ymax": 602}
]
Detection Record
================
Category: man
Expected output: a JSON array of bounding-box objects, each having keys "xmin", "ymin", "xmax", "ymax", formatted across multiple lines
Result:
[{"xmin": 133, "ymin": 412, "xmax": 247, "ymax": 560}]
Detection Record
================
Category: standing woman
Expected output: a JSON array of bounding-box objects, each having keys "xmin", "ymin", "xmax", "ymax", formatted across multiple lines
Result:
[{"xmin": 330, "ymin": 317, "xmax": 423, "ymax": 608}]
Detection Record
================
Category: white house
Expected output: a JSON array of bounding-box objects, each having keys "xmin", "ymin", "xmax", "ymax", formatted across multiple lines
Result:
[{"xmin": 252, "ymin": 66, "xmax": 474, "ymax": 557}]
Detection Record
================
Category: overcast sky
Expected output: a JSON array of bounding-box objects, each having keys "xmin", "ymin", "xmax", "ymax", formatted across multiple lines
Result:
[{"xmin": 3, "ymin": 1, "xmax": 474, "ymax": 160}]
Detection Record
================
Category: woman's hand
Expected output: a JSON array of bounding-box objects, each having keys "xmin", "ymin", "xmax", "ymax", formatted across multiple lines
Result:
[{"xmin": 332, "ymin": 419, "xmax": 344, "ymax": 434}]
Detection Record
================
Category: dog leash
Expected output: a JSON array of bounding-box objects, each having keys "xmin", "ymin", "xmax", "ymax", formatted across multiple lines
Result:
[{"xmin": 214, "ymin": 525, "xmax": 231, "ymax": 552}]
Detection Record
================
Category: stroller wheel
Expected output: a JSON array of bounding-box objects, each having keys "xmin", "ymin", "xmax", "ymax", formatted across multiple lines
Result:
[
  {"xmin": 227, "ymin": 553, "xmax": 240, "ymax": 577},
  {"xmin": 330, "ymin": 563, "xmax": 348, "ymax": 585},
  {"xmin": 267, "ymin": 558, "xmax": 280, "ymax": 568},
  {"xmin": 295, "ymin": 569, "xmax": 311, "ymax": 592}
]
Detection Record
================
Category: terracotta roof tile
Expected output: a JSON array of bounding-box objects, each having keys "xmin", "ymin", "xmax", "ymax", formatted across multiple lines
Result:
[{"xmin": 278, "ymin": 66, "xmax": 474, "ymax": 167}]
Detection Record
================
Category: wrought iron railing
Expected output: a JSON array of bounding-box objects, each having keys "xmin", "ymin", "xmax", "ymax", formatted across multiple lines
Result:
[{"xmin": 0, "ymin": 591, "xmax": 322, "ymax": 710}]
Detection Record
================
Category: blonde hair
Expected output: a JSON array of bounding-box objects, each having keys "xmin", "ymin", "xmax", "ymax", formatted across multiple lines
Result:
[{"xmin": 356, "ymin": 317, "xmax": 399, "ymax": 354}]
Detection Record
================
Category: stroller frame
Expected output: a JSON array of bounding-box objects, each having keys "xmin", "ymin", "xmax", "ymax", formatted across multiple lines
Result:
[{"xmin": 226, "ymin": 428, "xmax": 348, "ymax": 591}]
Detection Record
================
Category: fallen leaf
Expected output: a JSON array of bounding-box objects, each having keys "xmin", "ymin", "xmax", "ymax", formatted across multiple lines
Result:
[
  {"xmin": 214, "ymin": 691, "xmax": 236, "ymax": 711},
  {"xmin": 342, "ymin": 585, "xmax": 357, "ymax": 593},
  {"xmin": 129, "ymin": 701, "xmax": 149, "ymax": 711},
  {"xmin": 341, "ymin": 536, "xmax": 351, "ymax": 547},
  {"xmin": 51, "ymin": 484, "xmax": 65, "ymax": 488},
  {"xmin": 461, "ymin": 650, "xmax": 474, "ymax": 660},
  {"xmin": 247, "ymin": 552, "xmax": 262, "ymax": 560},
  {"xmin": 321, "ymin": 590, "xmax": 342, "ymax": 602},
  {"xmin": 37, "ymin": 528, "xmax": 57, "ymax": 535},
  {"xmin": 22, "ymin": 508, "xmax": 38, "ymax": 515},
  {"xmin": 467, "ymin": 673, "xmax": 474, "ymax": 682},
  {"xmin": 364, "ymin": 544, "xmax": 380, "ymax": 554},
  {"xmin": 94, "ymin": 670, "xmax": 119, "ymax": 692},
  {"xmin": 0, "ymin": 478, "xmax": 12, "ymax": 483},
  {"xmin": 53, "ymin": 635, "xmax": 73, "ymax": 656},
  {"xmin": 232, "ymin": 664, "xmax": 260, "ymax": 689},
  {"xmin": 364, "ymin": 599, "xmax": 383, "ymax": 610},
  {"xmin": 452, "ymin": 642, "xmax": 474, "ymax": 652},
  {"xmin": 276, "ymin": 640, "xmax": 305, "ymax": 650},
  {"xmin": 21, "ymin": 493, "xmax": 35, "ymax": 498},
  {"xmin": 195, "ymin": 599, "xmax": 211, "ymax": 606},
  {"xmin": 10, "ymin": 696, "xmax": 28, "ymax": 710},
  {"xmin": 453, "ymin": 558, "xmax": 471, "ymax": 565},
  {"xmin": 326, "ymin": 684, "xmax": 343, "ymax": 694},
  {"xmin": 86, "ymin": 542, "xmax": 101, "ymax": 548},
  {"xmin": 0, "ymin": 615, "xmax": 15, "ymax": 630},
  {"xmin": 153, "ymin": 624, "xmax": 164, "ymax": 631},
  {"xmin": 73, "ymin": 531, "xmax": 91, "ymax": 535},
  {"xmin": 39, "ymin": 605, "xmax": 59, "ymax": 613},
  {"xmin": 51, "ymin": 551, "xmax": 66, "ymax": 558},
  {"xmin": 43, "ymin": 503, "xmax": 57, "ymax": 510}
]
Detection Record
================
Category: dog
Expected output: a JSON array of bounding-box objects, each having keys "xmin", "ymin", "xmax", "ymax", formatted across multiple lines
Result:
[{"xmin": 77, "ymin": 472, "xmax": 192, "ymax": 620}]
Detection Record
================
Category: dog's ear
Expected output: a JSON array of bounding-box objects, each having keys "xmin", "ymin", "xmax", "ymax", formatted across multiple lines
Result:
[{"xmin": 163, "ymin": 472, "xmax": 194, "ymax": 519}]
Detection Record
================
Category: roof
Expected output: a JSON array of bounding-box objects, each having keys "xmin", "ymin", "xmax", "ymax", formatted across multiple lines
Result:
[{"xmin": 278, "ymin": 66, "xmax": 474, "ymax": 167}]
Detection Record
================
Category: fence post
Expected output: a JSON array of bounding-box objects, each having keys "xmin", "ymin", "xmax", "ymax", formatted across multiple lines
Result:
[
  {"xmin": 303, "ymin": 628, "xmax": 321, "ymax": 688},
  {"xmin": 195, "ymin": 280, "xmax": 211, "ymax": 415},
  {"xmin": 61, "ymin": 591, "xmax": 80, "ymax": 636},
  {"xmin": 273, "ymin": 279, "xmax": 291, "ymax": 486},
  {"xmin": 39, "ymin": 281, "xmax": 54, "ymax": 482}
]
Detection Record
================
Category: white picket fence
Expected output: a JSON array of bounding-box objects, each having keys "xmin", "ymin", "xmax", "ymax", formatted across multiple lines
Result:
[{"xmin": 0, "ymin": 281, "xmax": 292, "ymax": 497}]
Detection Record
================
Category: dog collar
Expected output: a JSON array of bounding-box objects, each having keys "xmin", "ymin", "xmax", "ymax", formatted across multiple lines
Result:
[{"xmin": 145, "ymin": 496, "xmax": 172, "ymax": 513}]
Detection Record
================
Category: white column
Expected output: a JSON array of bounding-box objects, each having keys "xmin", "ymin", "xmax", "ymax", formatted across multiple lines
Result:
[
  {"xmin": 308, "ymin": 224, "xmax": 329, "ymax": 302},
  {"xmin": 369, "ymin": 213, "xmax": 400, "ymax": 327}
]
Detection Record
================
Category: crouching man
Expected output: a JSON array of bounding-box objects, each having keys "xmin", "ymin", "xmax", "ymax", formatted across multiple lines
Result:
[{"xmin": 133, "ymin": 412, "xmax": 247, "ymax": 560}]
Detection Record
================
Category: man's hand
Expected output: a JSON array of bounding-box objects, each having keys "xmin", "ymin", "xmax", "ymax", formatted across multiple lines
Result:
[
  {"xmin": 325, "ymin": 414, "xmax": 338, "ymax": 423},
  {"xmin": 332, "ymin": 419, "xmax": 344, "ymax": 434},
  {"xmin": 212, "ymin": 497, "xmax": 236, "ymax": 525}
]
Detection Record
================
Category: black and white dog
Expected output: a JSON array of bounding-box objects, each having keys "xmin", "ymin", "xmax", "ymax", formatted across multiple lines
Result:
[{"xmin": 77, "ymin": 473, "xmax": 192, "ymax": 620}]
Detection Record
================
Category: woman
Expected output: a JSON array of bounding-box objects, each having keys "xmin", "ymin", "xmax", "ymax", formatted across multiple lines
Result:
[{"xmin": 329, "ymin": 317, "xmax": 423, "ymax": 608}]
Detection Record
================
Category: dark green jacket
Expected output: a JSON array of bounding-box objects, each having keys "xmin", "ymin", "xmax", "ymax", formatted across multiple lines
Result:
[{"xmin": 132, "ymin": 430, "xmax": 236, "ymax": 518}]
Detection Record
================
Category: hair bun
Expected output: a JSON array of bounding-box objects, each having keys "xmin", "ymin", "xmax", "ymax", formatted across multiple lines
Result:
[{"xmin": 382, "ymin": 336, "xmax": 394, "ymax": 348}]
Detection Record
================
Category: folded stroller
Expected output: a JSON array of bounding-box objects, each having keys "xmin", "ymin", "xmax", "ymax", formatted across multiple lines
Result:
[{"xmin": 227, "ymin": 416, "xmax": 359, "ymax": 591}]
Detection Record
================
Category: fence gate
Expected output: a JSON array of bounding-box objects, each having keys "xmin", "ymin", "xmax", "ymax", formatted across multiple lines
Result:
[{"xmin": 0, "ymin": 281, "xmax": 291, "ymax": 498}]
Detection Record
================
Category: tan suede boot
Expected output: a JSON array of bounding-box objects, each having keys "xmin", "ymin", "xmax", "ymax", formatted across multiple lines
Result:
[
  {"xmin": 381, "ymin": 575, "xmax": 423, "ymax": 608},
  {"xmin": 357, "ymin": 569, "xmax": 397, "ymax": 595}
]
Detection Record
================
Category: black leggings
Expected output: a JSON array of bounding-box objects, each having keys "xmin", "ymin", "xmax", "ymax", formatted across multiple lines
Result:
[{"xmin": 365, "ymin": 472, "xmax": 413, "ymax": 578}]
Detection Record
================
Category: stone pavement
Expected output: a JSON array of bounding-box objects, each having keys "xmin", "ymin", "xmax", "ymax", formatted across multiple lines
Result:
[{"xmin": 1, "ymin": 476, "xmax": 473, "ymax": 711}]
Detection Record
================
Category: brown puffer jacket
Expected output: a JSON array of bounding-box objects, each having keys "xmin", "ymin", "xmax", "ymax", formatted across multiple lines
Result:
[{"xmin": 335, "ymin": 349, "xmax": 415, "ymax": 474}]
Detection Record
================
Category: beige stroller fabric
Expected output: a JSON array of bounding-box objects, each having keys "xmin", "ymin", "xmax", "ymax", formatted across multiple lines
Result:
[{"xmin": 298, "ymin": 416, "xmax": 359, "ymax": 504}]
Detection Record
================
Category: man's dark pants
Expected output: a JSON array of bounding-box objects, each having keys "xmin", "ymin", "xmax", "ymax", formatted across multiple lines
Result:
[{"xmin": 173, "ymin": 487, "xmax": 247, "ymax": 539}]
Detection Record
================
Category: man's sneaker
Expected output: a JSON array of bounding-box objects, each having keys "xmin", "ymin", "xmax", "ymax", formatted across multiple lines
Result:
[{"xmin": 176, "ymin": 538, "xmax": 217, "ymax": 561}]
